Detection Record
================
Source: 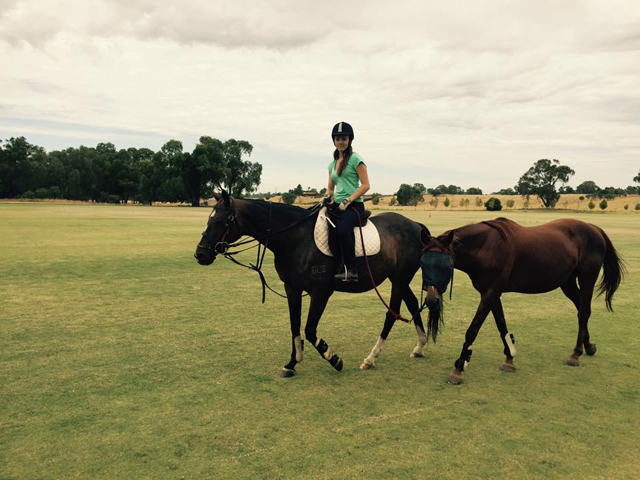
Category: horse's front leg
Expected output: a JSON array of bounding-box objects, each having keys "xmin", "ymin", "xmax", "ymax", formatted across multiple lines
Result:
[
  {"xmin": 304, "ymin": 289, "xmax": 342, "ymax": 371},
  {"xmin": 360, "ymin": 282, "xmax": 404, "ymax": 369},
  {"xmin": 403, "ymin": 286, "xmax": 428, "ymax": 358},
  {"xmin": 281, "ymin": 284, "xmax": 303, "ymax": 378},
  {"xmin": 447, "ymin": 291, "xmax": 495, "ymax": 385}
]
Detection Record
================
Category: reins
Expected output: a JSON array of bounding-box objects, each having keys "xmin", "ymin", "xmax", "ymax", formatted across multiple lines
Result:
[{"xmin": 216, "ymin": 201, "xmax": 322, "ymax": 302}]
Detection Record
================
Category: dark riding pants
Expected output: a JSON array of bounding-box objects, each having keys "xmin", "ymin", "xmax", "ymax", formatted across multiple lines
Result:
[{"xmin": 335, "ymin": 201, "xmax": 365, "ymax": 269}]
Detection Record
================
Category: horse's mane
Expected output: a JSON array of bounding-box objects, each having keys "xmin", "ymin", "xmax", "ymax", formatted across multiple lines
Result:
[{"xmin": 480, "ymin": 217, "xmax": 518, "ymax": 242}]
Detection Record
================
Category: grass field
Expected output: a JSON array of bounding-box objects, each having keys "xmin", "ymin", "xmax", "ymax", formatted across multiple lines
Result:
[{"xmin": 1, "ymin": 203, "xmax": 639, "ymax": 479}]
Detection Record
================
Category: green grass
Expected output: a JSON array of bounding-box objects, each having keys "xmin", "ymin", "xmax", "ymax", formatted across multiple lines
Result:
[{"xmin": 1, "ymin": 203, "xmax": 639, "ymax": 479}]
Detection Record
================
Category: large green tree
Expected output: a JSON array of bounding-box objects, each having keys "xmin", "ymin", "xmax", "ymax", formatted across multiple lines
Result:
[
  {"xmin": 396, "ymin": 183, "xmax": 424, "ymax": 206},
  {"xmin": 0, "ymin": 137, "xmax": 47, "ymax": 197},
  {"xmin": 576, "ymin": 180, "xmax": 600, "ymax": 195},
  {"xmin": 219, "ymin": 139, "xmax": 261, "ymax": 197},
  {"xmin": 515, "ymin": 159, "xmax": 575, "ymax": 208},
  {"xmin": 176, "ymin": 138, "xmax": 225, "ymax": 207}
]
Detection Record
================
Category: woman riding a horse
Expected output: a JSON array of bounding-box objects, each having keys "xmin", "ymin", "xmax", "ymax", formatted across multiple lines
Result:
[{"xmin": 325, "ymin": 121, "xmax": 370, "ymax": 282}]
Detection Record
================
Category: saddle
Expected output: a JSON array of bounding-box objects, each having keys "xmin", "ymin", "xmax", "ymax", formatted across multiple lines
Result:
[{"xmin": 313, "ymin": 206, "xmax": 380, "ymax": 257}]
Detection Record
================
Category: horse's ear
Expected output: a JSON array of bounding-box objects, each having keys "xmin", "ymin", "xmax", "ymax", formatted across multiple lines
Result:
[
  {"xmin": 420, "ymin": 227, "xmax": 431, "ymax": 246},
  {"xmin": 444, "ymin": 230, "xmax": 455, "ymax": 245},
  {"xmin": 221, "ymin": 189, "xmax": 230, "ymax": 205},
  {"xmin": 212, "ymin": 192, "xmax": 222, "ymax": 202}
]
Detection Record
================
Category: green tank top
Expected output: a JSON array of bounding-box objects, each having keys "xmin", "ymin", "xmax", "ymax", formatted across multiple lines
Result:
[{"xmin": 328, "ymin": 152, "xmax": 365, "ymax": 203}]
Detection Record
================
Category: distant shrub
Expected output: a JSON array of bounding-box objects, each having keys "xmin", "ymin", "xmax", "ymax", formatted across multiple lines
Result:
[
  {"xmin": 429, "ymin": 197, "xmax": 439, "ymax": 208},
  {"xmin": 624, "ymin": 204, "xmax": 629, "ymax": 210},
  {"xmin": 21, "ymin": 190, "xmax": 35, "ymax": 199},
  {"xmin": 579, "ymin": 196, "xmax": 585, "ymax": 201},
  {"xmin": 371, "ymin": 194, "xmax": 380, "ymax": 205},
  {"xmin": 281, "ymin": 192, "xmax": 296, "ymax": 205},
  {"xmin": 506, "ymin": 199, "xmax": 515, "ymax": 209},
  {"xmin": 635, "ymin": 203, "xmax": 640, "ymax": 211},
  {"xmin": 389, "ymin": 197, "xmax": 397, "ymax": 206},
  {"xmin": 443, "ymin": 197, "xmax": 450, "ymax": 207},
  {"xmin": 599, "ymin": 199, "xmax": 608, "ymax": 210},
  {"xmin": 484, "ymin": 197, "xmax": 502, "ymax": 211},
  {"xmin": 475, "ymin": 197, "xmax": 483, "ymax": 208},
  {"xmin": 35, "ymin": 188, "xmax": 51, "ymax": 199},
  {"xmin": 588, "ymin": 201, "xmax": 595, "ymax": 210},
  {"xmin": 396, "ymin": 184, "xmax": 424, "ymax": 206}
]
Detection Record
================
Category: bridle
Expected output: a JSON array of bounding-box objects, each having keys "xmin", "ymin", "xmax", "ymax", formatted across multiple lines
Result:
[
  {"xmin": 198, "ymin": 197, "xmax": 324, "ymax": 302},
  {"xmin": 421, "ymin": 236, "xmax": 456, "ymax": 301},
  {"xmin": 198, "ymin": 204, "xmax": 239, "ymax": 257}
]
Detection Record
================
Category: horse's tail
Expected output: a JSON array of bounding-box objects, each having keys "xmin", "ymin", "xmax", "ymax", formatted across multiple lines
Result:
[{"xmin": 596, "ymin": 228, "xmax": 625, "ymax": 312}]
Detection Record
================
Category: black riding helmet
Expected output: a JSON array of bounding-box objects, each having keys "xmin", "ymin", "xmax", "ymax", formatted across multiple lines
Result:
[{"xmin": 331, "ymin": 122, "xmax": 354, "ymax": 141}]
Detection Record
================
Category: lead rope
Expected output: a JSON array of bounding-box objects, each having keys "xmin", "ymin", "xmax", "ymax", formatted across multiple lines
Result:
[{"xmin": 351, "ymin": 206, "xmax": 411, "ymax": 323}]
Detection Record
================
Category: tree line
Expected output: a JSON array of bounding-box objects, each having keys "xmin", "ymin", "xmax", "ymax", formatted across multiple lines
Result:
[
  {"xmin": 0, "ymin": 136, "xmax": 262, "ymax": 207},
  {"xmin": 391, "ymin": 159, "xmax": 640, "ymax": 207}
]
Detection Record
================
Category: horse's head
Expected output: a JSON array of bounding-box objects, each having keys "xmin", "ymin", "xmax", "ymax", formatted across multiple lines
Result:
[
  {"xmin": 419, "ymin": 228, "xmax": 455, "ymax": 342},
  {"xmin": 194, "ymin": 190, "xmax": 242, "ymax": 266}
]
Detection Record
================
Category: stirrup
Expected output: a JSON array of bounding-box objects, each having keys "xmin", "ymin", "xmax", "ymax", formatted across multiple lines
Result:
[
  {"xmin": 346, "ymin": 268, "xmax": 358, "ymax": 282},
  {"xmin": 334, "ymin": 265, "xmax": 348, "ymax": 281}
]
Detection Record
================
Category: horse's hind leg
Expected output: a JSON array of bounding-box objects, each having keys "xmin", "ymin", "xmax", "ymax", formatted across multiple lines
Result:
[
  {"xmin": 403, "ymin": 287, "xmax": 428, "ymax": 358},
  {"xmin": 565, "ymin": 272, "xmax": 598, "ymax": 366},
  {"xmin": 492, "ymin": 299, "xmax": 517, "ymax": 373},
  {"xmin": 281, "ymin": 284, "xmax": 303, "ymax": 377},
  {"xmin": 304, "ymin": 289, "xmax": 344, "ymax": 372},
  {"xmin": 360, "ymin": 283, "xmax": 404, "ymax": 370}
]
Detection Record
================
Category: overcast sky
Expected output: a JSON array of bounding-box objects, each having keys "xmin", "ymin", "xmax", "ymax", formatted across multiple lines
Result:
[{"xmin": 2, "ymin": 0, "xmax": 639, "ymax": 194}]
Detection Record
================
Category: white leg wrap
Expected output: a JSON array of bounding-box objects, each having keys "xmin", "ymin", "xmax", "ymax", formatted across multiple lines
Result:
[
  {"xmin": 294, "ymin": 335, "xmax": 303, "ymax": 362},
  {"xmin": 464, "ymin": 343, "xmax": 474, "ymax": 370},
  {"xmin": 505, "ymin": 332, "xmax": 517, "ymax": 357}
]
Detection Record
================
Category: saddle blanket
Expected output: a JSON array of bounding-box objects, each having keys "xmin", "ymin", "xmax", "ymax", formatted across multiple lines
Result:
[{"xmin": 313, "ymin": 207, "xmax": 381, "ymax": 257}]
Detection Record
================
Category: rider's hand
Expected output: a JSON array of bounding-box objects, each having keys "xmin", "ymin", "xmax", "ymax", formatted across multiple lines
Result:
[
  {"xmin": 339, "ymin": 198, "xmax": 352, "ymax": 211},
  {"xmin": 322, "ymin": 195, "xmax": 332, "ymax": 206}
]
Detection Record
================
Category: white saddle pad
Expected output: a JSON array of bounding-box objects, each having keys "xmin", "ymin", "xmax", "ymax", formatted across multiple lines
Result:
[{"xmin": 313, "ymin": 207, "xmax": 381, "ymax": 257}]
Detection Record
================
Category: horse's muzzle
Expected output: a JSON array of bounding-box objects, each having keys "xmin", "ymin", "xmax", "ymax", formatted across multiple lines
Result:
[
  {"xmin": 425, "ymin": 285, "xmax": 441, "ymax": 307},
  {"xmin": 194, "ymin": 249, "xmax": 215, "ymax": 266}
]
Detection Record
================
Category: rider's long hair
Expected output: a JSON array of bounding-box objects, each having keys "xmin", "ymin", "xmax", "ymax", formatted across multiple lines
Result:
[{"xmin": 333, "ymin": 143, "xmax": 353, "ymax": 176}]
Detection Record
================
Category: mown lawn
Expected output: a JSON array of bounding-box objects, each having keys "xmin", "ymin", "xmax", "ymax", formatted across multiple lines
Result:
[{"xmin": 1, "ymin": 203, "xmax": 638, "ymax": 479}]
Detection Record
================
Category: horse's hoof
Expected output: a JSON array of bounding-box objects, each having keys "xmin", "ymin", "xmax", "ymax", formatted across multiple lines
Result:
[
  {"xmin": 359, "ymin": 361, "xmax": 374, "ymax": 370},
  {"xmin": 333, "ymin": 357, "xmax": 344, "ymax": 372},
  {"xmin": 500, "ymin": 363, "xmax": 516, "ymax": 373},
  {"xmin": 565, "ymin": 357, "xmax": 580, "ymax": 367},
  {"xmin": 585, "ymin": 344, "xmax": 597, "ymax": 356},
  {"xmin": 410, "ymin": 351, "xmax": 425, "ymax": 358},
  {"xmin": 446, "ymin": 374, "xmax": 463, "ymax": 385},
  {"xmin": 281, "ymin": 368, "xmax": 296, "ymax": 378}
]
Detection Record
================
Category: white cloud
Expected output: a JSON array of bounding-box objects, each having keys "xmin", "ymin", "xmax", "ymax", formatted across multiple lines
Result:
[{"xmin": 1, "ymin": 0, "xmax": 639, "ymax": 193}]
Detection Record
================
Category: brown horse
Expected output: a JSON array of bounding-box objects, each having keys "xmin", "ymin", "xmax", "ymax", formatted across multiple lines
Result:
[{"xmin": 420, "ymin": 217, "xmax": 625, "ymax": 385}]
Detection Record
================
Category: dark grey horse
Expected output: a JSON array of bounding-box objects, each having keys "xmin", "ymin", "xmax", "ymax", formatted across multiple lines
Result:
[{"xmin": 194, "ymin": 190, "xmax": 434, "ymax": 377}]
